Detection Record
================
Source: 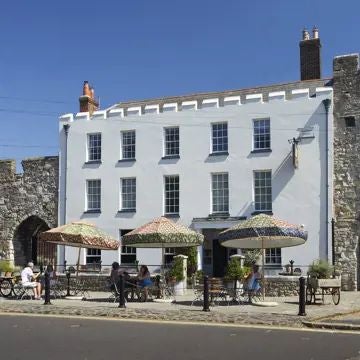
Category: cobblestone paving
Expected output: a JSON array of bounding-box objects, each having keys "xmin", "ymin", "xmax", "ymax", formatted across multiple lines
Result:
[
  {"xmin": 0, "ymin": 301, "xmax": 304, "ymax": 328},
  {"xmin": 1, "ymin": 291, "xmax": 359, "ymax": 329}
]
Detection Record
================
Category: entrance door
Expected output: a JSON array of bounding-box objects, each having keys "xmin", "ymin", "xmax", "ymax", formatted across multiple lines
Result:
[{"xmin": 213, "ymin": 238, "xmax": 227, "ymax": 277}]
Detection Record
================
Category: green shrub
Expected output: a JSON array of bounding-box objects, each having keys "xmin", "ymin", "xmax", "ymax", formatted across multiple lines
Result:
[
  {"xmin": 224, "ymin": 258, "xmax": 249, "ymax": 281},
  {"xmin": 0, "ymin": 260, "xmax": 14, "ymax": 273},
  {"xmin": 166, "ymin": 257, "xmax": 184, "ymax": 282},
  {"xmin": 175, "ymin": 247, "xmax": 197, "ymax": 277},
  {"xmin": 308, "ymin": 259, "xmax": 333, "ymax": 279}
]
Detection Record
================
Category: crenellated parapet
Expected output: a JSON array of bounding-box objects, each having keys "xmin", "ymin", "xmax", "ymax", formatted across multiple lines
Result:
[{"xmin": 59, "ymin": 85, "xmax": 332, "ymax": 123}]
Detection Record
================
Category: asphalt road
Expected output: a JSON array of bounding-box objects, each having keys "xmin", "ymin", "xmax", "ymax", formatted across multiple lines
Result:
[{"xmin": 0, "ymin": 314, "xmax": 359, "ymax": 360}]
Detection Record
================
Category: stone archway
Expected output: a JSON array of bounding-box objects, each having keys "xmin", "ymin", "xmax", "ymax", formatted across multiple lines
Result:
[{"xmin": 12, "ymin": 215, "xmax": 56, "ymax": 267}]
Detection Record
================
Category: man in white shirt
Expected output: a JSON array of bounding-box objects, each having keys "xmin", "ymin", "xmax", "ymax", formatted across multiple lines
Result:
[{"xmin": 21, "ymin": 262, "xmax": 42, "ymax": 299}]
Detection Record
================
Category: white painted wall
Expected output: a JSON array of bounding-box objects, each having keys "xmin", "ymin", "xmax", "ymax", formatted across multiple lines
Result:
[{"xmin": 58, "ymin": 87, "xmax": 333, "ymax": 270}]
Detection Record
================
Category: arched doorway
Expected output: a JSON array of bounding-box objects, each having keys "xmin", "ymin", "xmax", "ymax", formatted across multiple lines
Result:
[{"xmin": 12, "ymin": 216, "xmax": 56, "ymax": 267}]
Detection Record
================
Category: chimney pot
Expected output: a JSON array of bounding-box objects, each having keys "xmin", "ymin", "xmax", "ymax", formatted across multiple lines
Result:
[
  {"xmin": 312, "ymin": 26, "xmax": 319, "ymax": 39},
  {"xmin": 302, "ymin": 28, "xmax": 310, "ymax": 40}
]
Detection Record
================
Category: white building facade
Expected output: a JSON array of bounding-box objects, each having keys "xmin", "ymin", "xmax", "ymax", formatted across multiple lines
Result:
[{"xmin": 58, "ymin": 82, "xmax": 333, "ymax": 276}]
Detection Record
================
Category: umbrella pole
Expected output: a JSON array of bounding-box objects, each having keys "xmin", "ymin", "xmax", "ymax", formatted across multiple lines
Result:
[
  {"xmin": 76, "ymin": 247, "xmax": 81, "ymax": 278},
  {"xmin": 161, "ymin": 246, "xmax": 165, "ymax": 277}
]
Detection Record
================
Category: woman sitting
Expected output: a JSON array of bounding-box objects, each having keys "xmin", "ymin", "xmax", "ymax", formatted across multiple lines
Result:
[
  {"xmin": 244, "ymin": 264, "xmax": 261, "ymax": 302},
  {"xmin": 137, "ymin": 265, "xmax": 152, "ymax": 301}
]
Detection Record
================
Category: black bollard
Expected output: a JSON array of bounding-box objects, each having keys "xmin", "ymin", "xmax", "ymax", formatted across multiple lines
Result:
[
  {"xmin": 155, "ymin": 275, "xmax": 161, "ymax": 299},
  {"xmin": 66, "ymin": 271, "xmax": 71, "ymax": 297},
  {"xmin": 203, "ymin": 275, "xmax": 210, "ymax": 312},
  {"xmin": 118, "ymin": 274, "xmax": 126, "ymax": 308},
  {"xmin": 298, "ymin": 276, "xmax": 306, "ymax": 316},
  {"xmin": 43, "ymin": 271, "xmax": 52, "ymax": 305}
]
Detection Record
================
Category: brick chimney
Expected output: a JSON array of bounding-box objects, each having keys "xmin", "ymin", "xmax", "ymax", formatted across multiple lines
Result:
[
  {"xmin": 79, "ymin": 81, "xmax": 99, "ymax": 115},
  {"xmin": 299, "ymin": 27, "xmax": 321, "ymax": 80}
]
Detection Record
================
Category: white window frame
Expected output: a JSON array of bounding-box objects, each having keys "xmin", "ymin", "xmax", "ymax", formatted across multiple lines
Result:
[
  {"xmin": 253, "ymin": 118, "xmax": 271, "ymax": 150},
  {"xmin": 120, "ymin": 178, "xmax": 136, "ymax": 211},
  {"xmin": 87, "ymin": 133, "xmax": 102, "ymax": 162},
  {"xmin": 86, "ymin": 248, "xmax": 101, "ymax": 265},
  {"xmin": 265, "ymin": 248, "xmax": 281, "ymax": 265},
  {"xmin": 164, "ymin": 127, "xmax": 180, "ymax": 157},
  {"xmin": 211, "ymin": 122, "xmax": 228, "ymax": 153},
  {"xmin": 86, "ymin": 179, "xmax": 101, "ymax": 211},
  {"xmin": 120, "ymin": 229, "xmax": 137, "ymax": 264},
  {"xmin": 253, "ymin": 170, "xmax": 272, "ymax": 211},
  {"xmin": 121, "ymin": 130, "xmax": 136, "ymax": 160},
  {"xmin": 211, "ymin": 172, "xmax": 229, "ymax": 213},
  {"xmin": 164, "ymin": 175, "xmax": 180, "ymax": 215},
  {"xmin": 164, "ymin": 247, "xmax": 175, "ymax": 265}
]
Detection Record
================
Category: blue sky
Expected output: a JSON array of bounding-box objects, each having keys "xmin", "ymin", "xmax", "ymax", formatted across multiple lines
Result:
[{"xmin": 1, "ymin": 0, "xmax": 360, "ymax": 168}]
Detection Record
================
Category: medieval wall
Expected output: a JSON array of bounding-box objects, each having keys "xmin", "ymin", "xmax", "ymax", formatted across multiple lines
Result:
[
  {"xmin": 0, "ymin": 156, "xmax": 58, "ymax": 265},
  {"xmin": 333, "ymin": 54, "xmax": 360, "ymax": 290}
]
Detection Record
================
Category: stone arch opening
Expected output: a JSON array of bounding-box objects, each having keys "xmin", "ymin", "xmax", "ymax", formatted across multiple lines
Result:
[{"xmin": 12, "ymin": 215, "xmax": 56, "ymax": 267}]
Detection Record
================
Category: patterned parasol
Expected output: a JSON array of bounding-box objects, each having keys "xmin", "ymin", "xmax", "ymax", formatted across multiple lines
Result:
[
  {"xmin": 122, "ymin": 217, "xmax": 203, "ymax": 248},
  {"xmin": 39, "ymin": 222, "xmax": 119, "ymax": 250},
  {"xmin": 219, "ymin": 213, "xmax": 307, "ymax": 249},
  {"xmin": 219, "ymin": 214, "xmax": 307, "ymax": 302}
]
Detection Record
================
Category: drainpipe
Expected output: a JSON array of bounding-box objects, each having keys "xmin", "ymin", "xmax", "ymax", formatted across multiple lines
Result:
[
  {"xmin": 60, "ymin": 124, "xmax": 70, "ymax": 270},
  {"xmin": 322, "ymin": 99, "xmax": 331, "ymax": 262},
  {"xmin": 62, "ymin": 124, "xmax": 70, "ymax": 225},
  {"xmin": 331, "ymin": 218, "xmax": 335, "ymax": 266}
]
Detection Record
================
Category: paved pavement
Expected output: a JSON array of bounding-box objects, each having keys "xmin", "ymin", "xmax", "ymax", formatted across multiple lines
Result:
[{"xmin": 0, "ymin": 290, "xmax": 359, "ymax": 330}]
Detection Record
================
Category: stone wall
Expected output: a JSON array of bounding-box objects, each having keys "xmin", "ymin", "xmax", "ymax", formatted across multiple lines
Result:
[
  {"xmin": 333, "ymin": 54, "xmax": 360, "ymax": 290},
  {"xmin": 0, "ymin": 157, "xmax": 58, "ymax": 265}
]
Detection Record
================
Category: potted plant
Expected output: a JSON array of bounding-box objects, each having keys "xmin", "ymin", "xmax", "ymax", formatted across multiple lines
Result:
[
  {"xmin": 224, "ymin": 258, "xmax": 249, "ymax": 290},
  {"xmin": 0, "ymin": 260, "xmax": 14, "ymax": 277},
  {"xmin": 166, "ymin": 257, "xmax": 185, "ymax": 295},
  {"xmin": 308, "ymin": 259, "xmax": 340, "ymax": 288}
]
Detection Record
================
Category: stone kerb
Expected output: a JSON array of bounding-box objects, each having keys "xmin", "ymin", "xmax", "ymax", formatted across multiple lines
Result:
[{"xmin": 59, "ymin": 87, "xmax": 328, "ymax": 124}]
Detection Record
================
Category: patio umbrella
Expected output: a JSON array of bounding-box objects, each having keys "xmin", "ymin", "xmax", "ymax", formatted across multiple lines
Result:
[
  {"xmin": 39, "ymin": 221, "xmax": 119, "ymax": 276},
  {"xmin": 122, "ymin": 216, "xmax": 204, "ymax": 273},
  {"xmin": 219, "ymin": 213, "xmax": 307, "ymax": 300}
]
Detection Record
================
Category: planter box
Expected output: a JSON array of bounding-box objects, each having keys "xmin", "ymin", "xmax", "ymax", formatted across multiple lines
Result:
[
  {"xmin": 309, "ymin": 277, "xmax": 341, "ymax": 289},
  {"xmin": 173, "ymin": 281, "xmax": 185, "ymax": 296}
]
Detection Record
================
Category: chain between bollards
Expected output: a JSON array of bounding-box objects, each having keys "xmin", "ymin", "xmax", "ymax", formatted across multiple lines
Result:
[
  {"xmin": 298, "ymin": 276, "xmax": 306, "ymax": 316},
  {"xmin": 118, "ymin": 274, "xmax": 126, "ymax": 308},
  {"xmin": 203, "ymin": 275, "xmax": 210, "ymax": 312},
  {"xmin": 43, "ymin": 271, "xmax": 52, "ymax": 305}
]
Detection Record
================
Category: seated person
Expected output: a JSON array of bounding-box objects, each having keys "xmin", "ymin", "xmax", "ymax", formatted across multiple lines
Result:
[
  {"xmin": 137, "ymin": 265, "xmax": 152, "ymax": 300},
  {"xmin": 244, "ymin": 264, "xmax": 261, "ymax": 301},
  {"xmin": 21, "ymin": 262, "xmax": 42, "ymax": 300}
]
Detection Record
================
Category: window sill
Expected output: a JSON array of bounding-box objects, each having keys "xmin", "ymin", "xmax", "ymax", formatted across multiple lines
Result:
[
  {"xmin": 84, "ymin": 210, "xmax": 101, "ymax": 214},
  {"xmin": 208, "ymin": 212, "xmax": 230, "ymax": 218},
  {"xmin": 118, "ymin": 209, "xmax": 136, "ymax": 213},
  {"xmin": 161, "ymin": 155, "xmax": 180, "ymax": 160},
  {"xmin": 209, "ymin": 151, "xmax": 229, "ymax": 157},
  {"xmin": 118, "ymin": 158, "xmax": 136, "ymax": 163},
  {"xmin": 164, "ymin": 213, "xmax": 180, "ymax": 218},
  {"xmin": 85, "ymin": 160, "xmax": 102, "ymax": 164},
  {"xmin": 251, "ymin": 210, "xmax": 273, "ymax": 215},
  {"xmin": 250, "ymin": 149, "xmax": 272, "ymax": 154}
]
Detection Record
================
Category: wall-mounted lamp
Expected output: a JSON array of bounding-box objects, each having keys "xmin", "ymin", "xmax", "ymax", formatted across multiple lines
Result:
[{"xmin": 288, "ymin": 137, "xmax": 300, "ymax": 169}]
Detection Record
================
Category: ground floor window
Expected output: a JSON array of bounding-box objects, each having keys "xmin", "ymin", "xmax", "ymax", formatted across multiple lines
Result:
[
  {"xmin": 265, "ymin": 248, "xmax": 281, "ymax": 265},
  {"xmin": 120, "ymin": 229, "xmax": 136, "ymax": 264},
  {"xmin": 164, "ymin": 247, "xmax": 175, "ymax": 265},
  {"xmin": 86, "ymin": 248, "xmax": 101, "ymax": 269}
]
